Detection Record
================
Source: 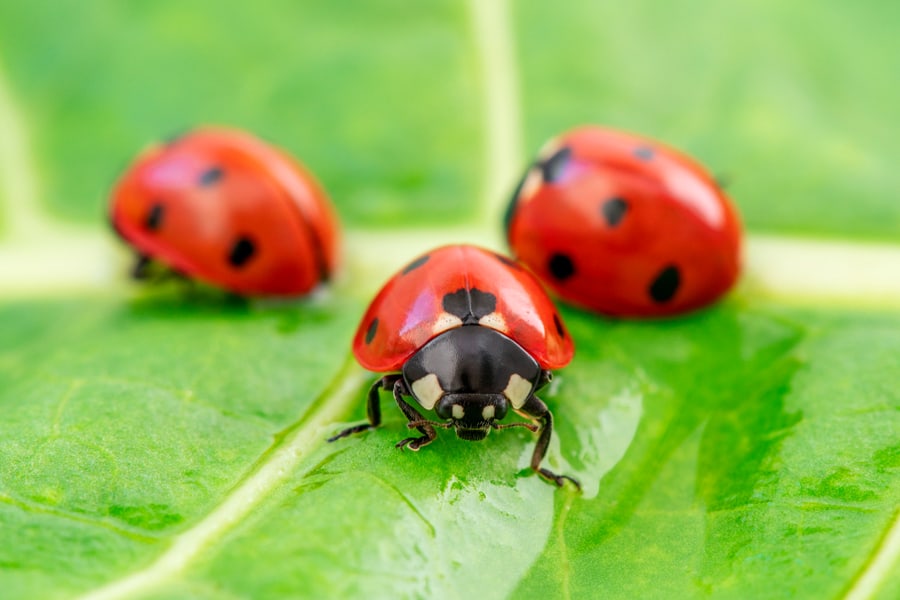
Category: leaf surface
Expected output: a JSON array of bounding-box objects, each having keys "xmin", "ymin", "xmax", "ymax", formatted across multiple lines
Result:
[{"xmin": 0, "ymin": 2, "xmax": 898, "ymax": 599}]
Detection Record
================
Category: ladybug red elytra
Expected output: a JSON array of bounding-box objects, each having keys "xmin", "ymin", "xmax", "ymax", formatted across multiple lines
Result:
[
  {"xmin": 330, "ymin": 244, "xmax": 579, "ymax": 488},
  {"xmin": 110, "ymin": 127, "xmax": 340, "ymax": 296},
  {"xmin": 505, "ymin": 125, "xmax": 742, "ymax": 317}
]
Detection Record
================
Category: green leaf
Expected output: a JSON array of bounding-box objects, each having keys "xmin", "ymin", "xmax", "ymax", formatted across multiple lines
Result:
[
  {"xmin": 1, "ymin": 1, "xmax": 899, "ymax": 599},
  {"xmin": 0, "ymin": 296, "xmax": 360, "ymax": 595},
  {"xmin": 514, "ymin": 307, "xmax": 900, "ymax": 598}
]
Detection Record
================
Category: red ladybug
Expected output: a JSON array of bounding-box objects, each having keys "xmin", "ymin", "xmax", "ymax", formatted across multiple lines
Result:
[
  {"xmin": 505, "ymin": 126, "xmax": 742, "ymax": 317},
  {"xmin": 330, "ymin": 244, "xmax": 578, "ymax": 488},
  {"xmin": 110, "ymin": 127, "xmax": 339, "ymax": 296}
]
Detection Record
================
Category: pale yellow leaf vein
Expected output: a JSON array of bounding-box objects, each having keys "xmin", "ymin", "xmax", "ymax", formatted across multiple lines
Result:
[
  {"xmin": 843, "ymin": 507, "xmax": 900, "ymax": 600},
  {"xmin": 467, "ymin": 0, "xmax": 523, "ymax": 225},
  {"xmin": 76, "ymin": 358, "xmax": 369, "ymax": 600},
  {"xmin": 0, "ymin": 58, "xmax": 42, "ymax": 238},
  {"xmin": 0, "ymin": 62, "xmax": 115, "ymax": 296}
]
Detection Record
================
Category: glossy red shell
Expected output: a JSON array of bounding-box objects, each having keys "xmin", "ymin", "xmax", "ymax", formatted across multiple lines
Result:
[
  {"xmin": 110, "ymin": 127, "xmax": 340, "ymax": 296},
  {"xmin": 352, "ymin": 245, "xmax": 574, "ymax": 372},
  {"xmin": 506, "ymin": 126, "xmax": 742, "ymax": 317}
]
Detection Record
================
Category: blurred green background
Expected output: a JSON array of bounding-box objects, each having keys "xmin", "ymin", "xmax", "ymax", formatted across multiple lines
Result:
[{"xmin": 0, "ymin": 0, "xmax": 898, "ymax": 236}]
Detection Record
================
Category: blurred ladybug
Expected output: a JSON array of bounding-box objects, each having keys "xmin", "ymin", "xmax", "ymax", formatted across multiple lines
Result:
[
  {"xmin": 330, "ymin": 244, "xmax": 579, "ymax": 488},
  {"xmin": 505, "ymin": 125, "xmax": 742, "ymax": 317},
  {"xmin": 110, "ymin": 127, "xmax": 339, "ymax": 296}
]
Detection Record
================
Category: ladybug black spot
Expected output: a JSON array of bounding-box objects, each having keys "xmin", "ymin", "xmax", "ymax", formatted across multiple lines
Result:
[
  {"xmin": 365, "ymin": 318, "xmax": 379, "ymax": 344},
  {"xmin": 144, "ymin": 203, "xmax": 165, "ymax": 231},
  {"xmin": 634, "ymin": 146, "xmax": 655, "ymax": 161},
  {"xmin": 548, "ymin": 253, "xmax": 575, "ymax": 281},
  {"xmin": 649, "ymin": 265, "xmax": 681, "ymax": 303},
  {"xmin": 469, "ymin": 289, "xmax": 498, "ymax": 317},
  {"xmin": 541, "ymin": 147, "xmax": 572, "ymax": 183},
  {"xmin": 443, "ymin": 288, "xmax": 497, "ymax": 324},
  {"xmin": 493, "ymin": 252, "xmax": 521, "ymax": 270},
  {"xmin": 601, "ymin": 197, "xmax": 628, "ymax": 227},
  {"xmin": 199, "ymin": 167, "xmax": 224, "ymax": 186},
  {"xmin": 228, "ymin": 236, "xmax": 256, "ymax": 268},
  {"xmin": 402, "ymin": 254, "xmax": 430, "ymax": 275},
  {"xmin": 553, "ymin": 313, "xmax": 566, "ymax": 338}
]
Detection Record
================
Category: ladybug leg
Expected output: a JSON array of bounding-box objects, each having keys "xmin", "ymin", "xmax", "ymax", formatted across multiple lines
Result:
[
  {"xmin": 327, "ymin": 374, "xmax": 401, "ymax": 442},
  {"xmin": 130, "ymin": 254, "xmax": 192, "ymax": 287},
  {"xmin": 393, "ymin": 379, "xmax": 438, "ymax": 452},
  {"xmin": 131, "ymin": 254, "xmax": 153, "ymax": 280},
  {"xmin": 519, "ymin": 395, "xmax": 581, "ymax": 490}
]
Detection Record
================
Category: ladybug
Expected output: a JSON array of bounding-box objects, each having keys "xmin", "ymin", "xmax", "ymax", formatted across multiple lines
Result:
[
  {"xmin": 329, "ymin": 244, "xmax": 579, "ymax": 488},
  {"xmin": 505, "ymin": 125, "xmax": 742, "ymax": 317},
  {"xmin": 110, "ymin": 127, "xmax": 339, "ymax": 296}
]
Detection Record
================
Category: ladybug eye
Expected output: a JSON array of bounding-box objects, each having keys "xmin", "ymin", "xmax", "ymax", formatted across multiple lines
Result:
[
  {"xmin": 199, "ymin": 166, "xmax": 224, "ymax": 186},
  {"xmin": 648, "ymin": 264, "xmax": 681, "ymax": 303},
  {"xmin": 601, "ymin": 197, "xmax": 628, "ymax": 227},
  {"xmin": 228, "ymin": 236, "xmax": 256, "ymax": 268},
  {"xmin": 144, "ymin": 203, "xmax": 165, "ymax": 231}
]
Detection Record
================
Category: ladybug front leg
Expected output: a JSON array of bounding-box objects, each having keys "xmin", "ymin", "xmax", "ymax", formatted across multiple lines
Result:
[
  {"xmin": 519, "ymin": 395, "xmax": 581, "ymax": 490},
  {"xmin": 130, "ymin": 253, "xmax": 193, "ymax": 287},
  {"xmin": 131, "ymin": 253, "xmax": 153, "ymax": 280},
  {"xmin": 327, "ymin": 374, "xmax": 401, "ymax": 441},
  {"xmin": 392, "ymin": 379, "xmax": 438, "ymax": 452}
]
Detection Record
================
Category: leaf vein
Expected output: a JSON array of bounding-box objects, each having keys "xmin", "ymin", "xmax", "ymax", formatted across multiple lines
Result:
[
  {"xmin": 76, "ymin": 356, "xmax": 369, "ymax": 600},
  {"xmin": 0, "ymin": 492, "xmax": 158, "ymax": 544},
  {"xmin": 843, "ymin": 507, "xmax": 900, "ymax": 600}
]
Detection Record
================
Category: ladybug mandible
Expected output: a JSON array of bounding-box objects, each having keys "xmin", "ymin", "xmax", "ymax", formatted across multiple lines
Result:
[
  {"xmin": 505, "ymin": 125, "xmax": 742, "ymax": 317},
  {"xmin": 330, "ymin": 245, "xmax": 579, "ymax": 488},
  {"xmin": 110, "ymin": 127, "xmax": 340, "ymax": 296}
]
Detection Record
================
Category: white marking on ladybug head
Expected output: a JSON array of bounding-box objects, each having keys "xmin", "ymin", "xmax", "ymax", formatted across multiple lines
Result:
[
  {"xmin": 478, "ymin": 312, "xmax": 508, "ymax": 332},
  {"xmin": 411, "ymin": 373, "xmax": 444, "ymax": 410},
  {"xmin": 432, "ymin": 312, "xmax": 464, "ymax": 336},
  {"xmin": 514, "ymin": 138, "xmax": 564, "ymax": 204},
  {"xmin": 538, "ymin": 136, "xmax": 563, "ymax": 158},
  {"xmin": 503, "ymin": 373, "xmax": 533, "ymax": 409},
  {"xmin": 518, "ymin": 168, "xmax": 543, "ymax": 204},
  {"xmin": 452, "ymin": 404, "xmax": 465, "ymax": 420},
  {"xmin": 482, "ymin": 405, "xmax": 496, "ymax": 420}
]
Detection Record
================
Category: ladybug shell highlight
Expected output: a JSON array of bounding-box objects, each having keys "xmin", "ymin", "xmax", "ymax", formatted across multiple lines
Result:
[
  {"xmin": 506, "ymin": 126, "xmax": 742, "ymax": 317},
  {"xmin": 352, "ymin": 244, "xmax": 573, "ymax": 372},
  {"xmin": 110, "ymin": 127, "xmax": 339, "ymax": 296}
]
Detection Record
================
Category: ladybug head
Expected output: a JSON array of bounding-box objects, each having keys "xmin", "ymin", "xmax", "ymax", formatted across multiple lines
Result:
[
  {"xmin": 434, "ymin": 393, "xmax": 508, "ymax": 441},
  {"xmin": 403, "ymin": 326, "xmax": 543, "ymax": 443}
]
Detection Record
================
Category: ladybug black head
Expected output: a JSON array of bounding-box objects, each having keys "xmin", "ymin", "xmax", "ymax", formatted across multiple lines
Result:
[
  {"xmin": 402, "ymin": 326, "xmax": 541, "ymax": 443},
  {"xmin": 434, "ymin": 393, "xmax": 509, "ymax": 441}
]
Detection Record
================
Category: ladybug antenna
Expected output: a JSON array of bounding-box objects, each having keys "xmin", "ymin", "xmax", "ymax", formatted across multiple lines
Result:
[
  {"xmin": 492, "ymin": 421, "xmax": 539, "ymax": 433},
  {"xmin": 405, "ymin": 419, "xmax": 453, "ymax": 430}
]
